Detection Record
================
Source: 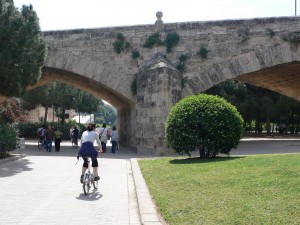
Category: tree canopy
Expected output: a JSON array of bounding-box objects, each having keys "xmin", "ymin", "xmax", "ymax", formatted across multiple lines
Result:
[
  {"xmin": 205, "ymin": 80, "xmax": 300, "ymax": 134},
  {"xmin": 0, "ymin": 0, "xmax": 47, "ymax": 97},
  {"xmin": 22, "ymin": 82, "xmax": 103, "ymax": 124}
]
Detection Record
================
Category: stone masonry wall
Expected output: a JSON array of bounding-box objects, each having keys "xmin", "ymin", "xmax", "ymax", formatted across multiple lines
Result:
[
  {"xmin": 136, "ymin": 53, "xmax": 181, "ymax": 155},
  {"xmin": 42, "ymin": 16, "xmax": 300, "ymax": 154}
]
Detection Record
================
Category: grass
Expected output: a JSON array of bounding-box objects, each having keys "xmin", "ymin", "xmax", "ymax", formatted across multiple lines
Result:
[{"xmin": 138, "ymin": 154, "xmax": 300, "ymax": 225}]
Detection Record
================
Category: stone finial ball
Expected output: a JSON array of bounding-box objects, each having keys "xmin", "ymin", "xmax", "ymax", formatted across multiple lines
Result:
[{"xmin": 156, "ymin": 11, "xmax": 163, "ymax": 19}]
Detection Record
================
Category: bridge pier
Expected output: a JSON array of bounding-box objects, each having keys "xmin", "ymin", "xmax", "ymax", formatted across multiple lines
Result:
[{"xmin": 135, "ymin": 53, "xmax": 182, "ymax": 155}]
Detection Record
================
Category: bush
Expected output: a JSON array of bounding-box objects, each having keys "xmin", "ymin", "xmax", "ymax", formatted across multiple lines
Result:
[
  {"xmin": 0, "ymin": 121, "xmax": 18, "ymax": 158},
  {"xmin": 143, "ymin": 32, "xmax": 164, "ymax": 48},
  {"xmin": 131, "ymin": 50, "xmax": 140, "ymax": 59},
  {"xmin": 165, "ymin": 94, "xmax": 244, "ymax": 158},
  {"xmin": 18, "ymin": 122, "xmax": 39, "ymax": 138},
  {"xmin": 198, "ymin": 47, "xmax": 209, "ymax": 59},
  {"xmin": 113, "ymin": 33, "xmax": 131, "ymax": 54},
  {"xmin": 164, "ymin": 32, "xmax": 180, "ymax": 53}
]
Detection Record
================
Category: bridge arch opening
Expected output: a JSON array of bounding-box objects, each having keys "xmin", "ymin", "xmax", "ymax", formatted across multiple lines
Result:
[
  {"xmin": 235, "ymin": 62, "xmax": 300, "ymax": 102},
  {"xmin": 28, "ymin": 67, "xmax": 136, "ymax": 149},
  {"xmin": 204, "ymin": 62, "xmax": 300, "ymax": 135}
]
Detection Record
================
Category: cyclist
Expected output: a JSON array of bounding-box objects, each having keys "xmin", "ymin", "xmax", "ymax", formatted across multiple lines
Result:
[
  {"xmin": 77, "ymin": 123, "xmax": 102, "ymax": 183},
  {"xmin": 37, "ymin": 126, "xmax": 46, "ymax": 149}
]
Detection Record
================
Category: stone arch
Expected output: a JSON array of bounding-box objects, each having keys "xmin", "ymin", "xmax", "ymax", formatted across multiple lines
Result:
[
  {"xmin": 235, "ymin": 62, "xmax": 300, "ymax": 101},
  {"xmin": 29, "ymin": 67, "xmax": 136, "ymax": 149},
  {"xmin": 183, "ymin": 43, "xmax": 300, "ymax": 101}
]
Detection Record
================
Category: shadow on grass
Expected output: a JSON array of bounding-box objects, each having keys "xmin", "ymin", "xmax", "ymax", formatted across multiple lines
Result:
[{"xmin": 169, "ymin": 156, "xmax": 245, "ymax": 164}]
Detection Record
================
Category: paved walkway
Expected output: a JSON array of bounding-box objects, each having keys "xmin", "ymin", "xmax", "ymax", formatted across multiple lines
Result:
[
  {"xmin": 1, "ymin": 138, "xmax": 300, "ymax": 225},
  {"xmin": 0, "ymin": 140, "xmax": 164, "ymax": 225}
]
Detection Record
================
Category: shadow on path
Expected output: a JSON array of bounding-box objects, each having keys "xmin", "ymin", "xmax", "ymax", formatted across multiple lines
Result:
[
  {"xmin": 0, "ymin": 158, "xmax": 33, "ymax": 178},
  {"xmin": 76, "ymin": 192, "xmax": 103, "ymax": 201}
]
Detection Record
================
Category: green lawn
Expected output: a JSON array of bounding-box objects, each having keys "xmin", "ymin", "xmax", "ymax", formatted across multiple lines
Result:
[{"xmin": 138, "ymin": 154, "xmax": 300, "ymax": 225}]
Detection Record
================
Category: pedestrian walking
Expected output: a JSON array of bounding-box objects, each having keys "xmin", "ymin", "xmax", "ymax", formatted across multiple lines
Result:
[
  {"xmin": 54, "ymin": 127, "xmax": 63, "ymax": 152},
  {"xmin": 99, "ymin": 123, "xmax": 108, "ymax": 153},
  {"xmin": 111, "ymin": 125, "xmax": 118, "ymax": 154},
  {"xmin": 45, "ymin": 126, "xmax": 54, "ymax": 152}
]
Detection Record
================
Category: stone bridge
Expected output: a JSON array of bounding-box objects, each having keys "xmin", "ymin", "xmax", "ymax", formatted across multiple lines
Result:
[{"xmin": 39, "ymin": 15, "xmax": 300, "ymax": 155}]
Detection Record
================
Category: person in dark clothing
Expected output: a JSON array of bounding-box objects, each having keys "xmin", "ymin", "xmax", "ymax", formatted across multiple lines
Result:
[
  {"xmin": 45, "ymin": 126, "xmax": 54, "ymax": 152},
  {"xmin": 72, "ymin": 127, "xmax": 79, "ymax": 147},
  {"xmin": 54, "ymin": 127, "xmax": 63, "ymax": 152}
]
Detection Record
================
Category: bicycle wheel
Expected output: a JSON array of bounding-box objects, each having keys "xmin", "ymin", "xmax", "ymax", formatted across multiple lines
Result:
[
  {"xmin": 82, "ymin": 173, "xmax": 92, "ymax": 195},
  {"xmin": 83, "ymin": 181, "xmax": 91, "ymax": 195},
  {"xmin": 92, "ymin": 178, "xmax": 98, "ymax": 190},
  {"xmin": 38, "ymin": 139, "xmax": 42, "ymax": 149}
]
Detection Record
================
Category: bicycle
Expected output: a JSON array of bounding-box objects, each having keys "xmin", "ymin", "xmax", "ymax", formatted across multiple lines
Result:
[
  {"xmin": 37, "ymin": 136, "xmax": 45, "ymax": 150},
  {"xmin": 81, "ymin": 157, "xmax": 98, "ymax": 195}
]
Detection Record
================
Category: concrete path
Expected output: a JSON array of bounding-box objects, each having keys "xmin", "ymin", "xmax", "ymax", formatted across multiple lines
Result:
[
  {"xmin": 0, "ymin": 140, "xmax": 163, "ymax": 225},
  {"xmin": 1, "ymin": 137, "xmax": 300, "ymax": 225}
]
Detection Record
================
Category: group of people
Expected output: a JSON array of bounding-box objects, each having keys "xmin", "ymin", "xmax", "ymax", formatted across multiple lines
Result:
[
  {"xmin": 96, "ymin": 123, "xmax": 119, "ymax": 154},
  {"xmin": 37, "ymin": 125, "xmax": 63, "ymax": 152}
]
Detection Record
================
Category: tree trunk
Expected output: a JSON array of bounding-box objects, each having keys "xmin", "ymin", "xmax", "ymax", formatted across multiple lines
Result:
[
  {"xmin": 43, "ymin": 106, "xmax": 48, "ymax": 125},
  {"xmin": 199, "ymin": 146, "xmax": 205, "ymax": 158},
  {"xmin": 266, "ymin": 115, "xmax": 271, "ymax": 135},
  {"xmin": 285, "ymin": 111, "xmax": 290, "ymax": 134},
  {"xmin": 61, "ymin": 106, "xmax": 66, "ymax": 124}
]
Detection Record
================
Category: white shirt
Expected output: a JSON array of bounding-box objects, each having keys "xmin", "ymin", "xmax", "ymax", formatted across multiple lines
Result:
[
  {"xmin": 80, "ymin": 130, "xmax": 101, "ymax": 147},
  {"xmin": 111, "ymin": 130, "xmax": 118, "ymax": 142},
  {"xmin": 95, "ymin": 127, "xmax": 101, "ymax": 134},
  {"xmin": 99, "ymin": 128, "xmax": 108, "ymax": 143}
]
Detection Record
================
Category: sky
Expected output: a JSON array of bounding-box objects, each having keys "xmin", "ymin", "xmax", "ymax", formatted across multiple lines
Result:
[{"xmin": 13, "ymin": 0, "xmax": 299, "ymax": 31}]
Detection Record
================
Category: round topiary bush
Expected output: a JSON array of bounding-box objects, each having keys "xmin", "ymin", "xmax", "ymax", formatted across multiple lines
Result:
[{"xmin": 165, "ymin": 94, "xmax": 244, "ymax": 158}]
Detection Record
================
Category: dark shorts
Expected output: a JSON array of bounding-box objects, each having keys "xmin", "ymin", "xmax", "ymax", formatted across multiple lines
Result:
[
  {"xmin": 82, "ymin": 156, "xmax": 98, "ymax": 167},
  {"xmin": 78, "ymin": 142, "xmax": 98, "ymax": 159}
]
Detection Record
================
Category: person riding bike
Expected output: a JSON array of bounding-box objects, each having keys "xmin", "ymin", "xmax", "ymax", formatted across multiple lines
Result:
[
  {"xmin": 37, "ymin": 126, "xmax": 46, "ymax": 148},
  {"xmin": 77, "ymin": 123, "xmax": 102, "ymax": 183}
]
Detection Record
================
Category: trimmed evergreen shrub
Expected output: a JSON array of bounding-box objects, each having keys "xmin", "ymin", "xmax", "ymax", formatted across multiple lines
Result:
[{"xmin": 165, "ymin": 94, "xmax": 244, "ymax": 158}]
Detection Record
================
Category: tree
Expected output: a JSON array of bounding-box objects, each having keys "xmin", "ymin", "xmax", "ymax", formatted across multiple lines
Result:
[
  {"xmin": 22, "ymin": 82, "xmax": 104, "ymax": 125},
  {"xmin": 0, "ymin": 0, "xmax": 47, "ymax": 97},
  {"xmin": 76, "ymin": 91, "xmax": 101, "ymax": 115},
  {"xmin": 0, "ymin": 97, "xmax": 26, "ymax": 123},
  {"xmin": 21, "ymin": 83, "xmax": 56, "ymax": 124},
  {"xmin": 165, "ymin": 94, "xmax": 244, "ymax": 158},
  {"xmin": 94, "ymin": 103, "xmax": 117, "ymax": 126}
]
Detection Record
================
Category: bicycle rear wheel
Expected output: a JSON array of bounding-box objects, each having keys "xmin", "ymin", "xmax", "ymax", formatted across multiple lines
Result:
[
  {"xmin": 82, "ymin": 173, "xmax": 92, "ymax": 195},
  {"xmin": 83, "ymin": 181, "xmax": 91, "ymax": 195},
  {"xmin": 38, "ymin": 140, "xmax": 42, "ymax": 149},
  {"xmin": 92, "ymin": 179, "xmax": 98, "ymax": 190}
]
